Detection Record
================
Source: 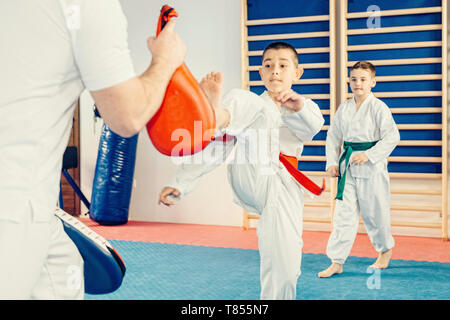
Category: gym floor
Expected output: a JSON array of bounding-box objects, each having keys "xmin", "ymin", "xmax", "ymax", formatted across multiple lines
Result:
[{"xmin": 83, "ymin": 219, "xmax": 450, "ymax": 300}]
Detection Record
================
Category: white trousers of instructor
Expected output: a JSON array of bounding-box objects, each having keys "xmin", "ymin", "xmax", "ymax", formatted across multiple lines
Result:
[
  {"xmin": 0, "ymin": 207, "xmax": 84, "ymax": 299},
  {"xmin": 326, "ymin": 166, "xmax": 395, "ymax": 264}
]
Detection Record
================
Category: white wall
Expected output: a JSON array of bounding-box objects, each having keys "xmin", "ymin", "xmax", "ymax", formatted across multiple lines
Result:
[{"xmin": 80, "ymin": 0, "xmax": 243, "ymax": 226}]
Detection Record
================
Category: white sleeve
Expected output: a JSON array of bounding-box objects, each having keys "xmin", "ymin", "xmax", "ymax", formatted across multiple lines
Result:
[
  {"xmin": 166, "ymin": 137, "xmax": 236, "ymax": 198},
  {"xmin": 365, "ymin": 103, "xmax": 400, "ymax": 164},
  {"xmin": 60, "ymin": 0, "xmax": 136, "ymax": 91},
  {"xmin": 281, "ymin": 97, "xmax": 324, "ymax": 142},
  {"xmin": 325, "ymin": 106, "xmax": 344, "ymax": 170},
  {"xmin": 221, "ymin": 89, "xmax": 266, "ymax": 136}
]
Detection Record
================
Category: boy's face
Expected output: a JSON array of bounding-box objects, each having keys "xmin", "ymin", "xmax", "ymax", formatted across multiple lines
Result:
[
  {"xmin": 259, "ymin": 48, "xmax": 303, "ymax": 94},
  {"xmin": 349, "ymin": 68, "xmax": 376, "ymax": 99}
]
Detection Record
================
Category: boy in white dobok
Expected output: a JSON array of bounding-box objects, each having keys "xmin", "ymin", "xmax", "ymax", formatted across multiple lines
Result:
[
  {"xmin": 159, "ymin": 42, "xmax": 324, "ymax": 299},
  {"xmin": 318, "ymin": 61, "xmax": 400, "ymax": 278}
]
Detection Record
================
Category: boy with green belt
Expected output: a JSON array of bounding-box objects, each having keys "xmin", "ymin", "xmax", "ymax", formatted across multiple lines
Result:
[{"xmin": 319, "ymin": 61, "xmax": 400, "ymax": 278}]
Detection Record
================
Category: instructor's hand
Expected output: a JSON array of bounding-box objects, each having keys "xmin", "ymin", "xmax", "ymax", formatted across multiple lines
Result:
[
  {"xmin": 147, "ymin": 20, "xmax": 186, "ymax": 73},
  {"xmin": 158, "ymin": 186, "xmax": 181, "ymax": 206}
]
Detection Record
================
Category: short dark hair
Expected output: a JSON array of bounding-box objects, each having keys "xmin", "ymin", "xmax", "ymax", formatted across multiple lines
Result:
[
  {"xmin": 350, "ymin": 61, "xmax": 376, "ymax": 77},
  {"xmin": 262, "ymin": 41, "xmax": 299, "ymax": 66}
]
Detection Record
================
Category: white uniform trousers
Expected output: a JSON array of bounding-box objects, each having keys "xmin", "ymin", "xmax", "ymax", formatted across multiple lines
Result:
[
  {"xmin": 256, "ymin": 172, "xmax": 303, "ymax": 300},
  {"xmin": 0, "ymin": 211, "xmax": 84, "ymax": 299},
  {"xmin": 326, "ymin": 169, "xmax": 395, "ymax": 265}
]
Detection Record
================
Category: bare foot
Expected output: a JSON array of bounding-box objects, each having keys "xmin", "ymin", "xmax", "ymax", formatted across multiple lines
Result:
[
  {"xmin": 318, "ymin": 263, "xmax": 343, "ymax": 278},
  {"xmin": 370, "ymin": 249, "xmax": 392, "ymax": 269},
  {"xmin": 200, "ymin": 72, "xmax": 229, "ymax": 129},
  {"xmin": 200, "ymin": 72, "xmax": 223, "ymax": 109}
]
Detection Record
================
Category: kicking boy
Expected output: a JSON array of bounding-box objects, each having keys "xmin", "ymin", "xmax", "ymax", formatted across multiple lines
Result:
[
  {"xmin": 318, "ymin": 61, "xmax": 400, "ymax": 278},
  {"xmin": 159, "ymin": 42, "xmax": 324, "ymax": 299}
]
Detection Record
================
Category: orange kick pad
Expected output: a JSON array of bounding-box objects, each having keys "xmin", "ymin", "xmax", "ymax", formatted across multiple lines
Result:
[{"xmin": 146, "ymin": 5, "xmax": 216, "ymax": 156}]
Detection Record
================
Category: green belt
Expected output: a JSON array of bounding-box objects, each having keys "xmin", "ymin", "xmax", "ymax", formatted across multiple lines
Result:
[{"xmin": 335, "ymin": 141, "xmax": 378, "ymax": 200}]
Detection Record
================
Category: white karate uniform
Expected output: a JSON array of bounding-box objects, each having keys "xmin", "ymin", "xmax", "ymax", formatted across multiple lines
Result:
[
  {"xmin": 0, "ymin": 0, "xmax": 135, "ymax": 298},
  {"xmin": 168, "ymin": 89, "xmax": 324, "ymax": 299},
  {"xmin": 325, "ymin": 93, "xmax": 400, "ymax": 264}
]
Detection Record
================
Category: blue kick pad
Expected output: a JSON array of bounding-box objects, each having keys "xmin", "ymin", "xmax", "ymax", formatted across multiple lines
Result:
[{"xmin": 86, "ymin": 240, "xmax": 450, "ymax": 300}]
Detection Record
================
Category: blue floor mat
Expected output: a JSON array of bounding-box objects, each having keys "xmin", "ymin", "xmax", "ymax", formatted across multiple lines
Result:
[{"xmin": 86, "ymin": 240, "xmax": 450, "ymax": 300}]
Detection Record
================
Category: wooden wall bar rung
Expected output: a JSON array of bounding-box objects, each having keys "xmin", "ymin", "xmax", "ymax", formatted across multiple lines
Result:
[
  {"xmin": 304, "ymin": 217, "xmax": 332, "ymax": 223},
  {"xmin": 391, "ymin": 221, "xmax": 442, "ymax": 229},
  {"xmin": 245, "ymin": 215, "xmax": 443, "ymax": 230},
  {"xmin": 248, "ymin": 62, "xmax": 331, "ymax": 71},
  {"xmin": 320, "ymin": 124, "xmax": 442, "ymax": 131},
  {"xmin": 303, "ymin": 141, "xmax": 325, "ymax": 146},
  {"xmin": 302, "ymin": 171, "xmax": 328, "ymax": 177},
  {"xmin": 302, "ymin": 204, "xmax": 442, "ymax": 212},
  {"xmin": 305, "ymin": 94, "xmax": 331, "ymax": 100},
  {"xmin": 348, "ymin": 58, "xmax": 442, "ymax": 66},
  {"xmin": 346, "ymin": 6, "xmax": 442, "ymax": 19},
  {"xmin": 300, "ymin": 156, "xmax": 443, "ymax": 163},
  {"xmin": 249, "ymin": 47, "xmax": 330, "ymax": 56},
  {"xmin": 390, "ymin": 107, "xmax": 442, "ymax": 114},
  {"xmin": 397, "ymin": 124, "xmax": 442, "ymax": 130},
  {"xmin": 246, "ymin": 15, "xmax": 330, "ymax": 26},
  {"xmin": 311, "ymin": 219, "xmax": 441, "ymax": 230},
  {"xmin": 347, "ymin": 24, "xmax": 442, "ymax": 35},
  {"xmin": 249, "ymin": 79, "xmax": 330, "ymax": 86},
  {"xmin": 389, "ymin": 156, "xmax": 442, "ymax": 163},
  {"xmin": 391, "ymin": 189, "xmax": 442, "ymax": 195},
  {"xmin": 246, "ymin": 213, "xmax": 259, "ymax": 220},
  {"xmin": 304, "ymin": 201, "xmax": 331, "ymax": 208},
  {"xmin": 391, "ymin": 205, "xmax": 441, "ymax": 212},
  {"xmin": 397, "ymin": 140, "xmax": 442, "ymax": 146},
  {"xmin": 390, "ymin": 172, "xmax": 441, "ymax": 179},
  {"xmin": 347, "ymin": 91, "xmax": 442, "ymax": 98},
  {"xmin": 303, "ymin": 140, "xmax": 442, "ymax": 146},
  {"xmin": 250, "ymin": 74, "xmax": 442, "ymax": 86},
  {"xmin": 347, "ymin": 74, "xmax": 442, "ymax": 82},
  {"xmin": 303, "ymin": 171, "xmax": 442, "ymax": 179},
  {"xmin": 247, "ymin": 31, "xmax": 330, "ymax": 41},
  {"xmin": 347, "ymin": 41, "xmax": 442, "ymax": 51}
]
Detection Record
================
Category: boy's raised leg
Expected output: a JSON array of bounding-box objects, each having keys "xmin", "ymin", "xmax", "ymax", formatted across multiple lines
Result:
[
  {"xmin": 200, "ymin": 72, "xmax": 222, "ymax": 109},
  {"xmin": 200, "ymin": 72, "xmax": 229, "ymax": 130}
]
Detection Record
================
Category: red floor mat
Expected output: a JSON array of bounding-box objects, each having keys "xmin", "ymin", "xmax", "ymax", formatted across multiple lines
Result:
[{"xmin": 81, "ymin": 218, "xmax": 450, "ymax": 263}]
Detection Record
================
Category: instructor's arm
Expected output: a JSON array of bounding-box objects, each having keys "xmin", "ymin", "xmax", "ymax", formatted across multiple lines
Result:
[{"xmin": 91, "ymin": 20, "xmax": 186, "ymax": 138}]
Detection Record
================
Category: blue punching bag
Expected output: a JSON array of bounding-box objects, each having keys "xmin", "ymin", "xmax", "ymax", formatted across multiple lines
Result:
[{"xmin": 89, "ymin": 107, "xmax": 138, "ymax": 225}]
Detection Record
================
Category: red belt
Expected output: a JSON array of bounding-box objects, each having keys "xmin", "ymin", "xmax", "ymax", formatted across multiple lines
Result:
[
  {"xmin": 279, "ymin": 153, "xmax": 325, "ymax": 196},
  {"xmin": 215, "ymin": 135, "xmax": 325, "ymax": 195}
]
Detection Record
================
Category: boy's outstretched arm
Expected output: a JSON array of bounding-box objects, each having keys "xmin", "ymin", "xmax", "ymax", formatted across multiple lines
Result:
[{"xmin": 158, "ymin": 137, "xmax": 236, "ymax": 206}]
